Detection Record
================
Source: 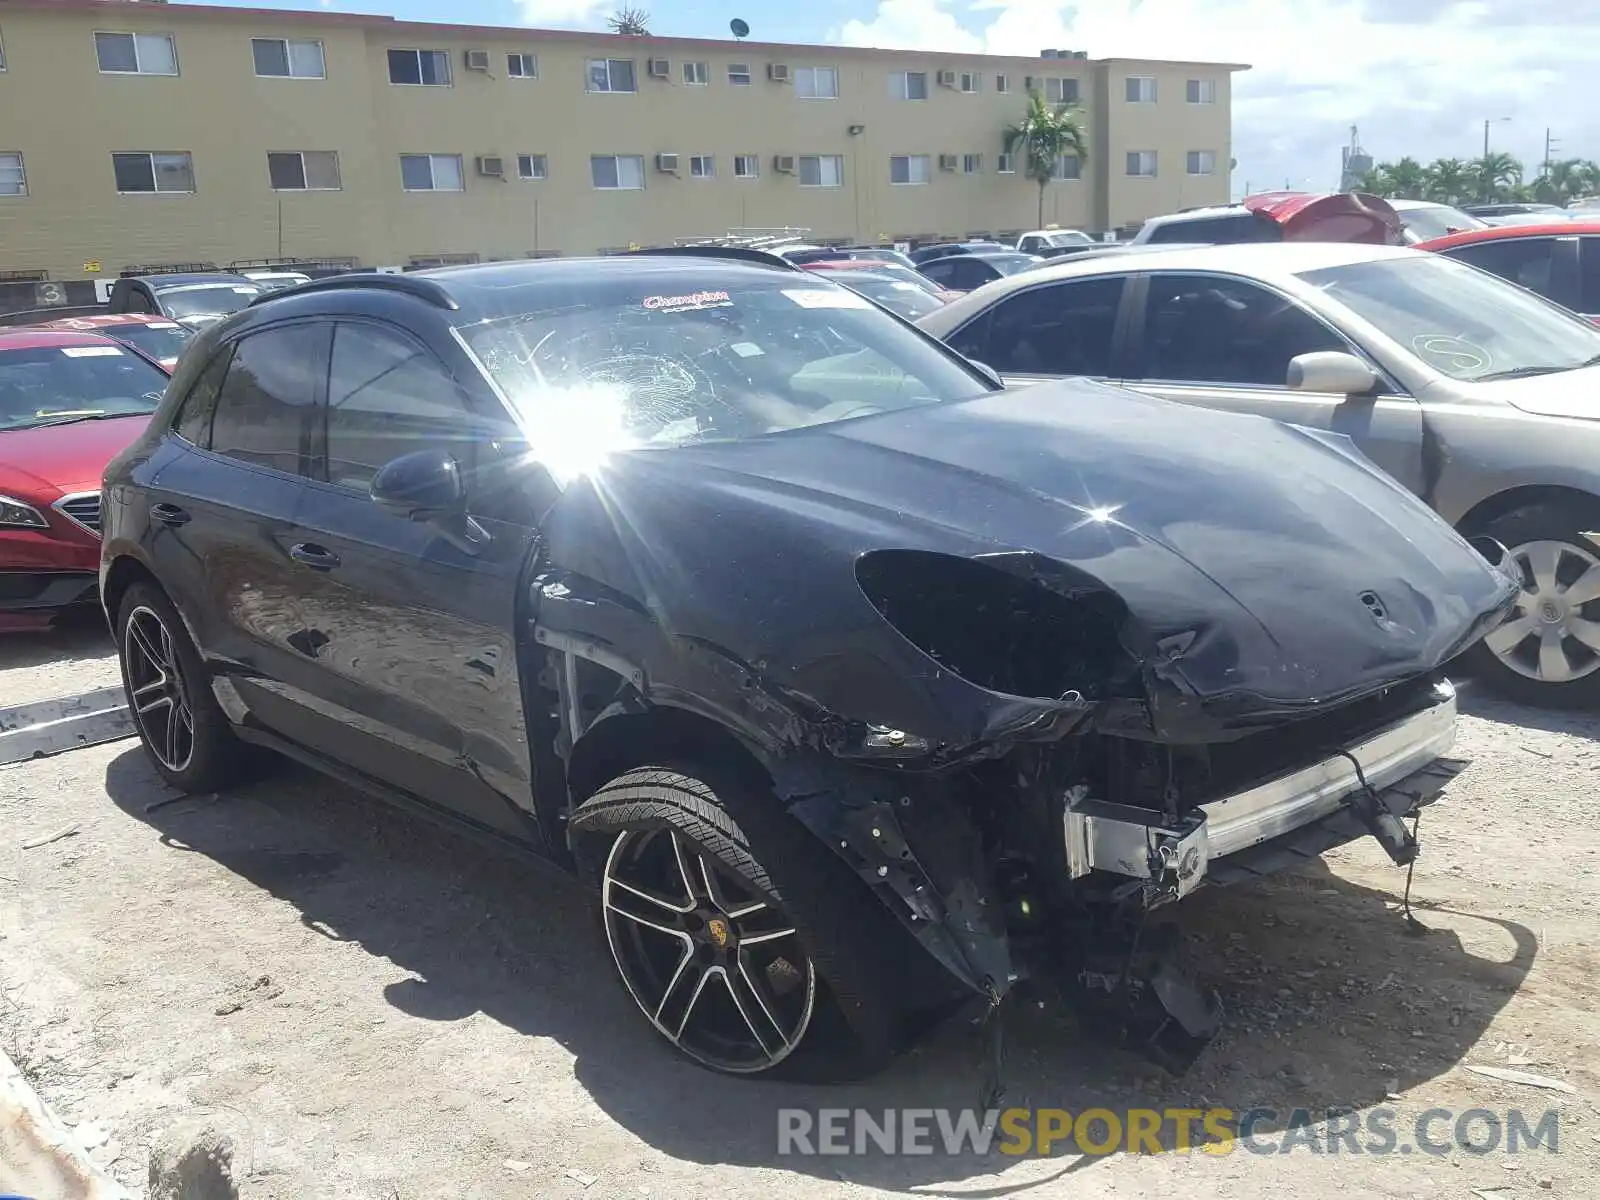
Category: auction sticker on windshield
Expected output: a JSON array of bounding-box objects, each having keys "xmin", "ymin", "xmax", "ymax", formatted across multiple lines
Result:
[
  {"xmin": 784, "ymin": 288, "xmax": 873, "ymax": 309},
  {"xmin": 60, "ymin": 346, "xmax": 125, "ymax": 357},
  {"xmin": 642, "ymin": 290, "xmax": 733, "ymax": 313}
]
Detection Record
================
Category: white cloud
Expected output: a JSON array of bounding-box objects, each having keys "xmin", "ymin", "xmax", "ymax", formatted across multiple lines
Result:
[
  {"xmin": 516, "ymin": 0, "xmax": 610, "ymax": 27},
  {"xmin": 836, "ymin": 0, "xmax": 1600, "ymax": 195}
]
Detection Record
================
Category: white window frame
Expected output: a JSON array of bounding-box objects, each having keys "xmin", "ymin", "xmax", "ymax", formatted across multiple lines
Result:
[
  {"xmin": 689, "ymin": 154, "xmax": 715, "ymax": 179},
  {"xmin": 794, "ymin": 66, "xmax": 838, "ymax": 99},
  {"xmin": 267, "ymin": 150, "xmax": 341, "ymax": 191},
  {"xmin": 798, "ymin": 154, "xmax": 843, "ymax": 188},
  {"xmin": 1053, "ymin": 155, "xmax": 1082, "ymax": 181},
  {"xmin": 94, "ymin": 31, "xmax": 178, "ymax": 76},
  {"xmin": 962, "ymin": 153, "xmax": 982, "ymax": 175},
  {"xmin": 508, "ymin": 52, "xmax": 538, "ymax": 79},
  {"xmin": 517, "ymin": 153, "xmax": 548, "ymax": 180},
  {"xmin": 1186, "ymin": 78, "xmax": 1216, "ymax": 104},
  {"xmin": 727, "ymin": 62, "xmax": 752, "ymax": 85},
  {"xmin": 388, "ymin": 47, "xmax": 451, "ymax": 86},
  {"xmin": 1125, "ymin": 75, "xmax": 1157, "ymax": 103},
  {"xmin": 889, "ymin": 154, "xmax": 930, "ymax": 186},
  {"xmin": 1045, "ymin": 77, "xmax": 1079, "ymax": 105},
  {"xmin": 0, "ymin": 152, "xmax": 26, "ymax": 197},
  {"xmin": 591, "ymin": 154, "xmax": 645, "ymax": 190},
  {"xmin": 1186, "ymin": 150, "xmax": 1217, "ymax": 176},
  {"xmin": 682, "ymin": 60, "xmax": 709, "ymax": 85},
  {"xmin": 958, "ymin": 71, "xmax": 979, "ymax": 94},
  {"xmin": 1126, "ymin": 150, "xmax": 1158, "ymax": 178},
  {"xmin": 586, "ymin": 58, "xmax": 636, "ymax": 93},
  {"xmin": 995, "ymin": 74, "xmax": 1009, "ymax": 93},
  {"xmin": 112, "ymin": 151, "xmax": 195, "ymax": 195},
  {"xmin": 251, "ymin": 37, "xmax": 325, "ymax": 79},
  {"xmin": 399, "ymin": 153, "xmax": 464, "ymax": 192},
  {"xmin": 733, "ymin": 154, "xmax": 759, "ymax": 180},
  {"xmin": 889, "ymin": 70, "xmax": 928, "ymax": 101},
  {"xmin": 0, "ymin": 33, "xmax": 6, "ymax": 72},
  {"xmin": 996, "ymin": 153, "xmax": 1015, "ymax": 174}
]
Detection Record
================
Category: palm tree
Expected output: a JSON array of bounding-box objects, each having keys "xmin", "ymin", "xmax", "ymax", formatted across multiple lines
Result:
[
  {"xmin": 1385, "ymin": 157, "xmax": 1427, "ymax": 199},
  {"xmin": 1002, "ymin": 89, "xmax": 1089, "ymax": 227},
  {"xmin": 1472, "ymin": 151, "xmax": 1521, "ymax": 202},
  {"xmin": 1424, "ymin": 158, "xmax": 1470, "ymax": 205},
  {"xmin": 607, "ymin": 7, "xmax": 650, "ymax": 35},
  {"xmin": 1355, "ymin": 165, "xmax": 1394, "ymax": 196}
]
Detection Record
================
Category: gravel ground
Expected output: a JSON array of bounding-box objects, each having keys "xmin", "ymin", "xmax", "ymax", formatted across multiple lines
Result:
[{"xmin": 1, "ymin": 627, "xmax": 1596, "ymax": 1198}]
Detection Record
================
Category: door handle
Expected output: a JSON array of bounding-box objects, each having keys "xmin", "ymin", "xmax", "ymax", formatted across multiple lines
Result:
[
  {"xmin": 289, "ymin": 543, "xmax": 341, "ymax": 571},
  {"xmin": 149, "ymin": 502, "xmax": 190, "ymax": 527}
]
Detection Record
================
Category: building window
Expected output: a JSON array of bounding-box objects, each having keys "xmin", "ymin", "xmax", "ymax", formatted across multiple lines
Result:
[
  {"xmin": 962, "ymin": 153, "xmax": 982, "ymax": 174},
  {"xmin": 508, "ymin": 52, "xmax": 538, "ymax": 78},
  {"xmin": 889, "ymin": 71, "xmax": 928, "ymax": 100},
  {"xmin": 0, "ymin": 153, "xmax": 25, "ymax": 196},
  {"xmin": 688, "ymin": 154, "xmax": 715, "ymax": 179},
  {"xmin": 0, "ymin": 34, "xmax": 6, "ymax": 71},
  {"xmin": 1127, "ymin": 150, "xmax": 1158, "ymax": 177},
  {"xmin": 1186, "ymin": 150, "xmax": 1217, "ymax": 176},
  {"xmin": 591, "ymin": 154, "xmax": 645, "ymax": 189},
  {"xmin": 1045, "ymin": 77, "xmax": 1079, "ymax": 105},
  {"xmin": 1125, "ymin": 75, "xmax": 1157, "ymax": 103},
  {"xmin": 1053, "ymin": 155, "xmax": 1082, "ymax": 181},
  {"xmin": 517, "ymin": 154, "xmax": 548, "ymax": 180},
  {"xmin": 268, "ymin": 150, "xmax": 341, "ymax": 190},
  {"xmin": 95, "ymin": 31, "xmax": 178, "ymax": 76},
  {"xmin": 733, "ymin": 154, "xmax": 759, "ymax": 179},
  {"xmin": 995, "ymin": 73, "xmax": 1008, "ymax": 93},
  {"xmin": 794, "ymin": 66, "xmax": 838, "ymax": 99},
  {"xmin": 1187, "ymin": 78, "xmax": 1215, "ymax": 104},
  {"xmin": 388, "ymin": 48, "xmax": 450, "ymax": 85},
  {"xmin": 112, "ymin": 152, "xmax": 194, "ymax": 194},
  {"xmin": 252, "ymin": 38, "xmax": 324, "ymax": 79},
  {"xmin": 889, "ymin": 155, "xmax": 930, "ymax": 185},
  {"xmin": 399, "ymin": 153, "xmax": 464, "ymax": 191},
  {"xmin": 997, "ymin": 153, "xmax": 1015, "ymax": 174},
  {"xmin": 958, "ymin": 71, "xmax": 979, "ymax": 93},
  {"xmin": 727, "ymin": 62, "xmax": 751, "ymax": 85},
  {"xmin": 683, "ymin": 60, "xmax": 708, "ymax": 84},
  {"xmin": 798, "ymin": 154, "xmax": 843, "ymax": 187},
  {"xmin": 587, "ymin": 58, "xmax": 636, "ymax": 92}
]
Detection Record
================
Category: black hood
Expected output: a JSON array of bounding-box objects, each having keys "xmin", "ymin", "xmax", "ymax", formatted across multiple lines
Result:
[{"xmin": 543, "ymin": 380, "xmax": 1516, "ymax": 746}]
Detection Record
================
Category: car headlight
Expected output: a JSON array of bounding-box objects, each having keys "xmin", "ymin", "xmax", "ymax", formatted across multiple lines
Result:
[{"xmin": 0, "ymin": 494, "xmax": 50, "ymax": 529}]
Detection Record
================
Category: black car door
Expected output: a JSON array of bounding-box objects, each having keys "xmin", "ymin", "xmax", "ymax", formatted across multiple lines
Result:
[
  {"xmin": 142, "ymin": 322, "xmax": 331, "ymax": 737},
  {"xmin": 283, "ymin": 317, "xmax": 545, "ymax": 847}
]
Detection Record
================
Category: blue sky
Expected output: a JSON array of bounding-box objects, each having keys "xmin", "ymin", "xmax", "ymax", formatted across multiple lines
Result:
[{"xmin": 207, "ymin": 1, "xmax": 1600, "ymax": 198}]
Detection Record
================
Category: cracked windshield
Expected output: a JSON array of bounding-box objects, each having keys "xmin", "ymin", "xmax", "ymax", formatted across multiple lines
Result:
[{"xmin": 1, "ymin": 1, "xmax": 1595, "ymax": 1198}]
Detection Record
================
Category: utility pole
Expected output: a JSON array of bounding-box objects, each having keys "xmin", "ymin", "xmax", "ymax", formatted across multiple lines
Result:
[{"xmin": 1544, "ymin": 128, "xmax": 1560, "ymax": 178}]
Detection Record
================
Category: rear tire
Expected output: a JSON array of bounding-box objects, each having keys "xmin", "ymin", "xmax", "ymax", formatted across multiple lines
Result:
[
  {"xmin": 570, "ymin": 762, "xmax": 908, "ymax": 1081},
  {"xmin": 1465, "ymin": 502, "xmax": 1600, "ymax": 707}
]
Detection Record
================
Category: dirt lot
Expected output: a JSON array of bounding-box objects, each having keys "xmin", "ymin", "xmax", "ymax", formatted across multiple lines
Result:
[{"xmin": 2, "ymin": 622, "xmax": 1597, "ymax": 1198}]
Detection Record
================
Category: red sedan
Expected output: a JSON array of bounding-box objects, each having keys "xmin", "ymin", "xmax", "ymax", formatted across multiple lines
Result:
[
  {"xmin": 1414, "ymin": 221, "xmax": 1600, "ymax": 323},
  {"xmin": 33, "ymin": 312, "xmax": 196, "ymax": 370},
  {"xmin": 0, "ymin": 329, "xmax": 171, "ymax": 630}
]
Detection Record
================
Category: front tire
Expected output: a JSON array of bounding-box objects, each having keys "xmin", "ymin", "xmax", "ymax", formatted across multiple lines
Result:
[{"xmin": 1467, "ymin": 502, "xmax": 1600, "ymax": 707}]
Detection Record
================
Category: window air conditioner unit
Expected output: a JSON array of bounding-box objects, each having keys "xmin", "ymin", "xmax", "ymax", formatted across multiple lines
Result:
[
  {"xmin": 767, "ymin": 63, "xmax": 791, "ymax": 83},
  {"xmin": 655, "ymin": 152, "xmax": 680, "ymax": 173},
  {"xmin": 464, "ymin": 49, "xmax": 490, "ymax": 71},
  {"xmin": 938, "ymin": 153, "xmax": 959, "ymax": 171},
  {"xmin": 773, "ymin": 154, "xmax": 796, "ymax": 173},
  {"xmin": 475, "ymin": 155, "xmax": 505, "ymax": 177},
  {"xmin": 936, "ymin": 69, "xmax": 957, "ymax": 88},
  {"xmin": 648, "ymin": 58, "xmax": 670, "ymax": 79}
]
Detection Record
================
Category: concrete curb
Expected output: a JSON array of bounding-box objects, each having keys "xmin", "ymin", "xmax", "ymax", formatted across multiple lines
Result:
[{"xmin": 1, "ymin": 1047, "xmax": 132, "ymax": 1199}]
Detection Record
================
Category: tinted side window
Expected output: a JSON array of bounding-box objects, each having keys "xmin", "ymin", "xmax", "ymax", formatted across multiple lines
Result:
[
  {"xmin": 949, "ymin": 260, "xmax": 997, "ymax": 290},
  {"xmin": 949, "ymin": 278, "xmax": 1125, "ymax": 376},
  {"xmin": 1133, "ymin": 273, "xmax": 1345, "ymax": 386},
  {"xmin": 172, "ymin": 346, "xmax": 234, "ymax": 445},
  {"xmin": 324, "ymin": 322, "xmax": 476, "ymax": 491},
  {"xmin": 1446, "ymin": 238, "xmax": 1558, "ymax": 301},
  {"xmin": 920, "ymin": 260, "xmax": 957, "ymax": 285},
  {"xmin": 208, "ymin": 325, "xmax": 325, "ymax": 475},
  {"xmin": 1580, "ymin": 239, "xmax": 1600, "ymax": 314}
]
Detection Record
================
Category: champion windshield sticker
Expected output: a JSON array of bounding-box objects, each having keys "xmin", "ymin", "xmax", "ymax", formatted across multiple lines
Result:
[
  {"xmin": 60, "ymin": 345, "xmax": 125, "ymax": 358},
  {"xmin": 642, "ymin": 289, "xmax": 733, "ymax": 313},
  {"xmin": 148, "ymin": 321, "xmax": 180, "ymax": 329},
  {"xmin": 782, "ymin": 288, "xmax": 872, "ymax": 310}
]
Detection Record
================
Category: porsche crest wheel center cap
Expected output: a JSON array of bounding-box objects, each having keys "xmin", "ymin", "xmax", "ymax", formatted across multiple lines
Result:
[{"xmin": 706, "ymin": 915, "xmax": 733, "ymax": 949}]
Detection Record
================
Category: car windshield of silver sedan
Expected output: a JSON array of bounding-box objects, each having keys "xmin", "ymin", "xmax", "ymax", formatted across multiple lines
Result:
[
  {"xmin": 1396, "ymin": 203, "xmax": 1487, "ymax": 240},
  {"xmin": 1299, "ymin": 255, "xmax": 1600, "ymax": 381},
  {"xmin": 156, "ymin": 284, "xmax": 261, "ymax": 319},
  {"xmin": 458, "ymin": 279, "xmax": 991, "ymax": 473},
  {"xmin": 0, "ymin": 344, "xmax": 169, "ymax": 430}
]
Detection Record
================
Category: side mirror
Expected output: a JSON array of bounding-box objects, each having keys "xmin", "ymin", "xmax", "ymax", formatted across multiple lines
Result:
[
  {"xmin": 968, "ymin": 359, "xmax": 1005, "ymax": 389},
  {"xmin": 370, "ymin": 449, "xmax": 466, "ymax": 522},
  {"xmin": 1286, "ymin": 350, "xmax": 1380, "ymax": 396}
]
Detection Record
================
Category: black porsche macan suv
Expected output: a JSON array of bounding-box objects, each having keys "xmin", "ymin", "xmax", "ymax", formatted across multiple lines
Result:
[{"xmin": 102, "ymin": 254, "xmax": 1516, "ymax": 1079}]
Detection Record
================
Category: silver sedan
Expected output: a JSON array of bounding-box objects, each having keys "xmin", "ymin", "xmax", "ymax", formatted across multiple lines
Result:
[{"xmin": 917, "ymin": 242, "xmax": 1600, "ymax": 706}]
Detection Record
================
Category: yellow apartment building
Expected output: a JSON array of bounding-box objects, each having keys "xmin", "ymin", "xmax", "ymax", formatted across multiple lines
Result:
[{"xmin": 0, "ymin": 0, "xmax": 1246, "ymax": 278}]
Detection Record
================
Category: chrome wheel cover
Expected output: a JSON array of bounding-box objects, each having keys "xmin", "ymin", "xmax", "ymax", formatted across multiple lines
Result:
[
  {"xmin": 123, "ymin": 605, "xmax": 196, "ymax": 772},
  {"xmin": 601, "ymin": 827, "xmax": 816, "ymax": 1073},
  {"xmin": 1483, "ymin": 538, "xmax": 1600, "ymax": 684}
]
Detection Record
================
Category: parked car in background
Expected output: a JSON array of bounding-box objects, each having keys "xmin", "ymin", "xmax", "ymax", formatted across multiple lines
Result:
[
  {"xmin": 919, "ymin": 242, "xmax": 1600, "ymax": 705},
  {"xmin": 909, "ymin": 241, "xmax": 1009, "ymax": 265},
  {"xmin": 34, "ymin": 313, "xmax": 195, "ymax": 369},
  {"xmin": 0, "ymin": 329, "xmax": 171, "ymax": 629},
  {"xmin": 800, "ymin": 259, "xmax": 957, "ymax": 302},
  {"xmin": 1416, "ymin": 222, "xmax": 1600, "ymax": 323},
  {"xmin": 1014, "ymin": 229, "xmax": 1100, "ymax": 258},
  {"xmin": 1386, "ymin": 198, "xmax": 1487, "ymax": 242},
  {"xmin": 1464, "ymin": 203, "xmax": 1570, "ymax": 220},
  {"xmin": 818, "ymin": 269, "xmax": 949, "ymax": 319},
  {"xmin": 108, "ymin": 273, "xmax": 265, "ymax": 330},
  {"xmin": 1132, "ymin": 192, "xmax": 1404, "ymax": 247},
  {"xmin": 916, "ymin": 252, "xmax": 1043, "ymax": 293},
  {"xmin": 781, "ymin": 246, "xmax": 919, "ymax": 271},
  {"xmin": 239, "ymin": 269, "xmax": 313, "ymax": 292},
  {"xmin": 100, "ymin": 255, "xmax": 1513, "ymax": 1080}
]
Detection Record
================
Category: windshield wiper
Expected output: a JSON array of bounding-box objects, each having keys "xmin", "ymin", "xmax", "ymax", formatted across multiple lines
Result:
[
  {"xmin": 29, "ymin": 411, "xmax": 122, "ymax": 428},
  {"xmin": 1478, "ymin": 352, "xmax": 1600, "ymax": 381}
]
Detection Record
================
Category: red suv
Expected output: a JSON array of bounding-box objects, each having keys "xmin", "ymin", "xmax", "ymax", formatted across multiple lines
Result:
[{"xmin": 0, "ymin": 329, "xmax": 170, "ymax": 629}]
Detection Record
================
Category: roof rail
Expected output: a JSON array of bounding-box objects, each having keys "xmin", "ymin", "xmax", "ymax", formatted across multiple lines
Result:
[
  {"xmin": 625, "ymin": 245, "xmax": 802, "ymax": 270},
  {"xmin": 249, "ymin": 271, "xmax": 459, "ymax": 310}
]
